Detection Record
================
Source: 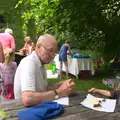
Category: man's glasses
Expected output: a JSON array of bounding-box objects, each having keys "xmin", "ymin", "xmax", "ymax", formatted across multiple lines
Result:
[{"xmin": 40, "ymin": 44, "xmax": 56, "ymax": 56}]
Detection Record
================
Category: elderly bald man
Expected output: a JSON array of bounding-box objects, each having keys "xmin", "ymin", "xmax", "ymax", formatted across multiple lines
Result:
[
  {"xmin": 0, "ymin": 42, "xmax": 4, "ymax": 63},
  {"xmin": 14, "ymin": 34, "xmax": 75, "ymax": 107}
]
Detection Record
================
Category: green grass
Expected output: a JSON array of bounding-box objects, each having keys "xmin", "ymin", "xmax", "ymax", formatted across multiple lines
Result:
[
  {"xmin": 46, "ymin": 63, "xmax": 112, "ymax": 92},
  {"xmin": 48, "ymin": 76, "xmax": 112, "ymax": 92}
]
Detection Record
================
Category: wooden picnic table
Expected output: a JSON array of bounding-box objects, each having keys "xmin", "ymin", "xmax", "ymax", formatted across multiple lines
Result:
[{"xmin": 0, "ymin": 92, "xmax": 120, "ymax": 120}]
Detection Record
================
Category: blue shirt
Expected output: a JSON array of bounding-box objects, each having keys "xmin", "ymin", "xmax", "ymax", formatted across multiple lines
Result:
[{"xmin": 59, "ymin": 44, "xmax": 68, "ymax": 56}]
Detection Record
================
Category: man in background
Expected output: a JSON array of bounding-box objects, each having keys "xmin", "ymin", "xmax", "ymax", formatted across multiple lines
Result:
[{"xmin": 0, "ymin": 28, "xmax": 16, "ymax": 50}]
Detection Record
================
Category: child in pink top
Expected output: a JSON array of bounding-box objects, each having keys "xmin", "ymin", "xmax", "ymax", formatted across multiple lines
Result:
[{"xmin": 0, "ymin": 48, "xmax": 17, "ymax": 100}]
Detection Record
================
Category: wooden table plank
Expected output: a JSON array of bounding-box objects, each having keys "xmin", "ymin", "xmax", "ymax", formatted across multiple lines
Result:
[
  {"xmin": 53, "ymin": 111, "xmax": 108, "ymax": 120},
  {"xmin": 87, "ymin": 104, "xmax": 120, "ymax": 120},
  {"xmin": 7, "ymin": 117, "xmax": 18, "ymax": 120},
  {"xmin": 88, "ymin": 111, "xmax": 120, "ymax": 120}
]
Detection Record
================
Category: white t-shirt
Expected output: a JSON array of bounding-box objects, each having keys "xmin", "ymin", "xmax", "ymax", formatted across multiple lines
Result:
[{"xmin": 14, "ymin": 51, "xmax": 48, "ymax": 99}]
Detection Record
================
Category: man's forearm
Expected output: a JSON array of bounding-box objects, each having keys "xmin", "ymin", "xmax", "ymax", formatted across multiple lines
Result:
[
  {"xmin": 95, "ymin": 89, "xmax": 111, "ymax": 97},
  {"xmin": 22, "ymin": 90, "xmax": 56, "ymax": 107}
]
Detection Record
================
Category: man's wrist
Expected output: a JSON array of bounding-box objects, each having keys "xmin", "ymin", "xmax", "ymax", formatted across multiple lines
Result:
[
  {"xmin": 56, "ymin": 89, "xmax": 62, "ymax": 97},
  {"xmin": 54, "ymin": 89, "xmax": 58, "ymax": 95},
  {"xmin": 54, "ymin": 89, "xmax": 60, "ymax": 99}
]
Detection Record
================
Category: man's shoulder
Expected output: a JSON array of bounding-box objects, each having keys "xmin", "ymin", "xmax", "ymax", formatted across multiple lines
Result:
[
  {"xmin": 20, "ymin": 52, "xmax": 42, "ymax": 67},
  {"xmin": 0, "ymin": 33, "xmax": 14, "ymax": 39},
  {"xmin": 20, "ymin": 55, "xmax": 36, "ymax": 65},
  {"xmin": 7, "ymin": 33, "xmax": 14, "ymax": 40}
]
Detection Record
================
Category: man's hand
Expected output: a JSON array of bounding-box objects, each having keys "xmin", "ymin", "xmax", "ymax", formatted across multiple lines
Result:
[
  {"xmin": 54, "ymin": 81, "xmax": 64, "ymax": 89},
  {"xmin": 56, "ymin": 79, "xmax": 75, "ymax": 97}
]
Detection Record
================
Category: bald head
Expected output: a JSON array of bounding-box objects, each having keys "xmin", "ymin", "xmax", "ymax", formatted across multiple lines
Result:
[
  {"xmin": 5, "ymin": 28, "xmax": 13, "ymax": 35},
  {"xmin": 35, "ymin": 34, "xmax": 57, "ymax": 64},
  {"xmin": 36, "ymin": 34, "xmax": 57, "ymax": 46}
]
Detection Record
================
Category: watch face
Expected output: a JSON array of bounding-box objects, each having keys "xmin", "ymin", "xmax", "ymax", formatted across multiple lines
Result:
[{"xmin": 55, "ymin": 95, "xmax": 59, "ymax": 99}]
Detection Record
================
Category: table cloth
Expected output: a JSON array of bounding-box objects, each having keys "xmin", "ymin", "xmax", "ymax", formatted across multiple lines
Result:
[{"xmin": 54, "ymin": 54, "xmax": 95, "ymax": 77}]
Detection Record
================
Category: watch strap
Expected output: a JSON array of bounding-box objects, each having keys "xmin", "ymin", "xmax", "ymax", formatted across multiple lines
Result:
[
  {"xmin": 54, "ymin": 90, "xmax": 59, "ymax": 99},
  {"xmin": 54, "ymin": 89, "xmax": 58, "ymax": 95}
]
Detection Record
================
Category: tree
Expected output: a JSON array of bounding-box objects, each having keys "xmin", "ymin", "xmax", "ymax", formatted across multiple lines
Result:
[
  {"xmin": 14, "ymin": 0, "xmax": 120, "ymax": 58},
  {"xmin": 0, "ymin": 0, "xmax": 24, "ymax": 49}
]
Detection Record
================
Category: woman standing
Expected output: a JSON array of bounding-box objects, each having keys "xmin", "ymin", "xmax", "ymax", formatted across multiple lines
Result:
[{"xmin": 59, "ymin": 40, "xmax": 70, "ymax": 79}]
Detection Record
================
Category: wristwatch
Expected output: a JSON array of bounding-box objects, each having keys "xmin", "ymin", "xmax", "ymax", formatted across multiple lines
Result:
[{"xmin": 54, "ymin": 90, "xmax": 59, "ymax": 99}]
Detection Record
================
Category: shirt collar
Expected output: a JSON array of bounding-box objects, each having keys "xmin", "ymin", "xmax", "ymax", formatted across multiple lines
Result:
[{"xmin": 31, "ymin": 51, "xmax": 43, "ymax": 67}]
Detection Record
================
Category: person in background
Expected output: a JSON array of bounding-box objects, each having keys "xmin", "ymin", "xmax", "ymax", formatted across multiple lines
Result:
[
  {"xmin": 96, "ymin": 57, "xmax": 105, "ymax": 68},
  {"xmin": 88, "ymin": 88, "xmax": 120, "ymax": 102},
  {"xmin": 0, "ymin": 28, "xmax": 16, "ymax": 50},
  {"xmin": 20, "ymin": 36, "xmax": 35, "ymax": 55},
  {"xmin": 14, "ymin": 34, "xmax": 74, "ymax": 107},
  {"xmin": 0, "ymin": 48, "xmax": 17, "ymax": 100},
  {"xmin": 59, "ymin": 40, "xmax": 71, "ymax": 79},
  {"xmin": 0, "ymin": 42, "xmax": 4, "ymax": 63}
]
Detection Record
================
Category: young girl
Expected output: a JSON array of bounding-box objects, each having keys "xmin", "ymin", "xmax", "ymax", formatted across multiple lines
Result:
[{"xmin": 0, "ymin": 48, "xmax": 17, "ymax": 100}]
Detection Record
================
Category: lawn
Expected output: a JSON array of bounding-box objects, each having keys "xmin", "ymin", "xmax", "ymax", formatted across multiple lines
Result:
[
  {"xmin": 48, "ymin": 76, "xmax": 111, "ymax": 92},
  {"xmin": 46, "ymin": 64, "xmax": 112, "ymax": 92}
]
